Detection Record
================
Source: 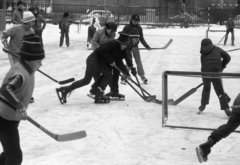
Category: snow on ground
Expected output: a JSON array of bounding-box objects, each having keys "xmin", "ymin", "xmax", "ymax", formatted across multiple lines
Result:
[{"xmin": 1, "ymin": 23, "xmax": 240, "ymax": 165}]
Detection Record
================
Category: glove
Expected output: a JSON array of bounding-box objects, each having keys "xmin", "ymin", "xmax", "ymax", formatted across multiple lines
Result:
[
  {"xmin": 146, "ymin": 46, "xmax": 151, "ymax": 50},
  {"xmin": 16, "ymin": 107, "xmax": 27, "ymax": 120},
  {"xmin": 110, "ymin": 62, "xmax": 116, "ymax": 67},
  {"xmin": 131, "ymin": 67, "xmax": 137, "ymax": 76}
]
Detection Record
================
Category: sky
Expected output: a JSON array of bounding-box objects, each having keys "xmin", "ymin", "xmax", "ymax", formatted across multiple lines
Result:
[{"xmin": 0, "ymin": 23, "xmax": 240, "ymax": 165}]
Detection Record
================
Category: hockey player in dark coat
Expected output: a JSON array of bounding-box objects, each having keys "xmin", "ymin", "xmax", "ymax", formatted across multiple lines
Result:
[
  {"xmin": 198, "ymin": 38, "xmax": 231, "ymax": 117},
  {"xmin": 56, "ymin": 32, "xmax": 136, "ymax": 104},
  {"xmin": 196, "ymin": 93, "xmax": 240, "ymax": 163},
  {"xmin": 122, "ymin": 14, "xmax": 151, "ymax": 84},
  {"xmin": 224, "ymin": 15, "xmax": 235, "ymax": 46}
]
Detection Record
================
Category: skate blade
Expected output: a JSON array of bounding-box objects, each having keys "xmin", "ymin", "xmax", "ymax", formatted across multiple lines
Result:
[
  {"xmin": 195, "ymin": 147, "xmax": 207, "ymax": 163},
  {"xmin": 109, "ymin": 97, "xmax": 125, "ymax": 101},
  {"xmin": 87, "ymin": 94, "xmax": 95, "ymax": 100},
  {"xmin": 94, "ymin": 100, "xmax": 110, "ymax": 104},
  {"xmin": 56, "ymin": 88, "xmax": 65, "ymax": 104}
]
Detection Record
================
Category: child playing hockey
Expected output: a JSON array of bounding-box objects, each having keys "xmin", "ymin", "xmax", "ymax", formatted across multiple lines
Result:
[
  {"xmin": 196, "ymin": 93, "xmax": 240, "ymax": 163},
  {"xmin": 198, "ymin": 38, "xmax": 231, "ymax": 117},
  {"xmin": 122, "ymin": 14, "xmax": 151, "ymax": 84},
  {"xmin": 1, "ymin": 11, "xmax": 36, "ymax": 66},
  {"xmin": 0, "ymin": 34, "xmax": 45, "ymax": 165},
  {"xmin": 56, "ymin": 32, "xmax": 136, "ymax": 104}
]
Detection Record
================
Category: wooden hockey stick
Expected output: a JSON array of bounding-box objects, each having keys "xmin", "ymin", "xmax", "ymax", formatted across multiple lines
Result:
[
  {"xmin": 226, "ymin": 48, "xmax": 240, "ymax": 52},
  {"xmin": 27, "ymin": 117, "xmax": 87, "ymax": 142},
  {"xmin": 139, "ymin": 39, "xmax": 173, "ymax": 50},
  {"xmin": 2, "ymin": 48, "xmax": 75, "ymax": 85},
  {"xmin": 218, "ymin": 34, "xmax": 226, "ymax": 45},
  {"xmin": 87, "ymin": 39, "xmax": 173, "ymax": 51},
  {"xmin": 173, "ymin": 83, "xmax": 203, "ymax": 105}
]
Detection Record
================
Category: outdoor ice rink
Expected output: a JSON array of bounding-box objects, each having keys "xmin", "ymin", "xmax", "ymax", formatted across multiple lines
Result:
[{"xmin": 1, "ymin": 23, "xmax": 240, "ymax": 165}]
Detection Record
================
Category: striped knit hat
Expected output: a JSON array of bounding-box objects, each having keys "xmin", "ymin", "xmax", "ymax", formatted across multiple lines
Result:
[
  {"xmin": 22, "ymin": 11, "xmax": 35, "ymax": 23},
  {"xmin": 20, "ymin": 34, "xmax": 45, "ymax": 61},
  {"xmin": 116, "ymin": 32, "xmax": 130, "ymax": 45}
]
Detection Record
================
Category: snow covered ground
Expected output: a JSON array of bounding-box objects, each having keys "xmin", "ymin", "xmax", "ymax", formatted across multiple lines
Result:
[{"xmin": 1, "ymin": 23, "xmax": 240, "ymax": 165}]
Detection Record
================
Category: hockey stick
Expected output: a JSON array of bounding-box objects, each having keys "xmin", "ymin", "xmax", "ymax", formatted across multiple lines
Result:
[
  {"xmin": 173, "ymin": 83, "xmax": 203, "ymax": 105},
  {"xmin": 27, "ymin": 117, "xmax": 87, "ymax": 142},
  {"xmin": 2, "ymin": 48, "xmax": 75, "ymax": 85},
  {"xmin": 218, "ymin": 34, "xmax": 226, "ymax": 45},
  {"xmin": 138, "ymin": 39, "xmax": 173, "ymax": 50},
  {"xmin": 130, "ymin": 79, "xmax": 174, "ymax": 105},
  {"xmin": 134, "ymin": 75, "xmax": 152, "ymax": 101},
  {"xmin": 226, "ymin": 48, "xmax": 240, "ymax": 52}
]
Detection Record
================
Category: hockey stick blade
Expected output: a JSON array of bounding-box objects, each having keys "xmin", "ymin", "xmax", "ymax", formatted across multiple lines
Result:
[
  {"xmin": 27, "ymin": 117, "xmax": 87, "ymax": 142},
  {"xmin": 139, "ymin": 39, "xmax": 173, "ymax": 50},
  {"xmin": 58, "ymin": 78, "xmax": 75, "ymax": 85},
  {"xmin": 173, "ymin": 83, "xmax": 203, "ymax": 105}
]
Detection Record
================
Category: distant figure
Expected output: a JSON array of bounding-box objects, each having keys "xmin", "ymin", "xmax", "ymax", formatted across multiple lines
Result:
[
  {"xmin": 31, "ymin": 7, "xmax": 46, "ymax": 47},
  {"xmin": 11, "ymin": 0, "xmax": 24, "ymax": 25},
  {"xmin": 224, "ymin": 15, "xmax": 235, "ymax": 46},
  {"xmin": 58, "ymin": 12, "xmax": 75, "ymax": 47},
  {"xmin": 87, "ymin": 17, "xmax": 97, "ymax": 48}
]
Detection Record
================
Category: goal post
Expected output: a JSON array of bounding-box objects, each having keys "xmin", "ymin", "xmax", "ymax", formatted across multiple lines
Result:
[{"xmin": 162, "ymin": 70, "xmax": 240, "ymax": 133}]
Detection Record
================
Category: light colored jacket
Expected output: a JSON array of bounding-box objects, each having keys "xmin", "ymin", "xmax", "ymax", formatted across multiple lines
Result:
[{"xmin": 91, "ymin": 28, "xmax": 115, "ymax": 50}]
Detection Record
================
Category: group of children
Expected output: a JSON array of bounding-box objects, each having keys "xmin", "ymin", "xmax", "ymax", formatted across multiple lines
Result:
[{"xmin": 1, "ymin": 1, "xmax": 240, "ymax": 164}]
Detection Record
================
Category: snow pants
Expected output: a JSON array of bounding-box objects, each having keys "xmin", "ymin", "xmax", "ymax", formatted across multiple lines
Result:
[
  {"xmin": 209, "ymin": 93, "xmax": 240, "ymax": 142},
  {"xmin": 71, "ymin": 53, "xmax": 112, "ymax": 91},
  {"xmin": 60, "ymin": 26, "xmax": 69, "ymax": 47},
  {"xmin": 201, "ymin": 77, "xmax": 229, "ymax": 110},
  {"xmin": 0, "ymin": 116, "xmax": 22, "ymax": 165}
]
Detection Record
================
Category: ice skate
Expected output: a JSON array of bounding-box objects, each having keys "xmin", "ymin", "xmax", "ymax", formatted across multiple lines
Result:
[
  {"xmin": 105, "ymin": 92, "xmax": 125, "ymax": 101},
  {"xmin": 30, "ymin": 97, "xmax": 34, "ymax": 103},
  {"xmin": 196, "ymin": 146, "xmax": 209, "ymax": 163},
  {"xmin": 196, "ymin": 138, "xmax": 214, "ymax": 163},
  {"xmin": 56, "ymin": 86, "xmax": 72, "ymax": 104},
  {"xmin": 94, "ymin": 87, "xmax": 110, "ymax": 104},
  {"xmin": 120, "ymin": 78, "xmax": 127, "ymax": 85},
  {"xmin": 197, "ymin": 104, "xmax": 206, "ymax": 114},
  {"xmin": 141, "ymin": 77, "xmax": 148, "ymax": 84}
]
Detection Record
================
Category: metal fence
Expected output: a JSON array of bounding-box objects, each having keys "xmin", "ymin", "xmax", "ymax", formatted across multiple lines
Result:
[{"xmin": 3, "ymin": 3, "xmax": 240, "ymax": 27}]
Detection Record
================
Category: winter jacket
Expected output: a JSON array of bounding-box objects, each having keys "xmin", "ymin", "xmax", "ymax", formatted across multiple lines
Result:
[
  {"xmin": 1, "ymin": 24, "xmax": 35, "ymax": 53},
  {"xmin": 93, "ymin": 40, "xmax": 133, "ymax": 75},
  {"xmin": 11, "ymin": 9, "xmax": 23, "ymax": 24},
  {"xmin": 122, "ymin": 22, "xmax": 149, "ymax": 48},
  {"xmin": 226, "ymin": 20, "xmax": 235, "ymax": 30},
  {"xmin": 0, "ymin": 61, "xmax": 34, "ymax": 121},
  {"xmin": 33, "ymin": 14, "xmax": 46, "ymax": 31},
  {"xmin": 200, "ymin": 45, "xmax": 231, "ymax": 72},
  {"xmin": 59, "ymin": 16, "xmax": 73, "ymax": 30},
  {"xmin": 91, "ymin": 28, "xmax": 115, "ymax": 50}
]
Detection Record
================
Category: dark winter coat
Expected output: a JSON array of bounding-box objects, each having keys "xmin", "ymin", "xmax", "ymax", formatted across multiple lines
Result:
[
  {"xmin": 122, "ymin": 22, "xmax": 149, "ymax": 48},
  {"xmin": 226, "ymin": 20, "xmax": 235, "ymax": 30},
  {"xmin": 200, "ymin": 45, "xmax": 231, "ymax": 72},
  {"xmin": 59, "ymin": 16, "xmax": 73, "ymax": 31},
  {"xmin": 93, "ymin": 40, "xmax": 133, "ymax": 75}
]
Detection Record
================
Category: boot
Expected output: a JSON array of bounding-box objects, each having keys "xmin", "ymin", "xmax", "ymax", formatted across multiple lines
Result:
[
  {"xmin": 141, "ymin": 76, "xmax": 148, "ymax": 84},
  {"xmin": 56, "ymin": 86, "xmax": 72, "ymax": 104},
  {"xmin": 89, "ymin": 88, "xmax": 97, "ymax": 95},
  {"xmin": 94, "ymin": 87, "xmax": 110, "ymax": 103},
  {"xmin": 199, "ymin": 104, "xmax": 206, "ymax": 112},
  {"xmin": 196, "ymin": 137, "xmax": 216, "ymax": 163}
]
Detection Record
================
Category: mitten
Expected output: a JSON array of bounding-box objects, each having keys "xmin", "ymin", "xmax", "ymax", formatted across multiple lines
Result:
[{"xmin": 131, "ymin": 67, "xmax": 137, "ymax": 76}]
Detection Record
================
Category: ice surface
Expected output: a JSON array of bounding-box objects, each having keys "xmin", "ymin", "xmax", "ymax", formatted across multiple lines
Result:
[{"xmin": 0, "ymin": 23, "xmax": 240, "ymax": 165}]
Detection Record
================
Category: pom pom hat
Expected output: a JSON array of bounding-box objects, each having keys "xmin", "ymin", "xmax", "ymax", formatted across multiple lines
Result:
[
  {"xmin": 20, "ymin": 34, "xmax": 45, "ymax": 61},
  {"xmin": 117, "ymin": 32, "xmax": 130, "ymax": 45},
  {"xmin": 22, "ymin": 11, "xmax": 35, "ymax": 23}
]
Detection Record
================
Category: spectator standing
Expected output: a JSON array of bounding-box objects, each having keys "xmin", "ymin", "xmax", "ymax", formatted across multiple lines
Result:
[
  {"xmin": 224, "ymin": 15, "xmax": 235, "ymax": 46},
  {"xmin": 11, "ymin": 0, "xmax": 24, "ymax": 25}
]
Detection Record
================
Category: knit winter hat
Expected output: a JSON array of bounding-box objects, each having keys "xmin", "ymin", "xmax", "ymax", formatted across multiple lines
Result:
[
  {"xmin": 20, "ymin": 34, "xmax": 45, "ymax": 61},
  {"xmin": 63, "ymin": 12, "xmax": 69, "ymax": 18},
  {"xmin": 105, "ymin": 22, "xmax": 118, "ymax": 32},
  {"xmin": 131, "ymin": 14, "xmax": 140, "ymax": 21},
  {"xmin": 201, "ymin": 38, "xmax": 212, "ymax": 47},
  {"xmin": 22, "ymin": 11, "xmax": 35, "ymax": 23},
  {"xmin": 117, "ymin": 32, "xmax": 130, "ymax": 45}
]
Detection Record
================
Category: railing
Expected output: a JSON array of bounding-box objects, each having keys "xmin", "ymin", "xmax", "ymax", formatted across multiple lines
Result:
[{"xmin": 3, "ymin": 3, "xmax": 240, "ymax": 27}]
